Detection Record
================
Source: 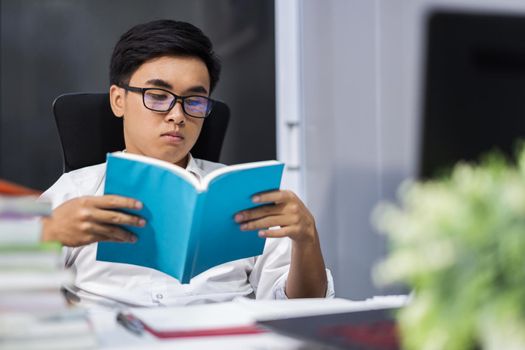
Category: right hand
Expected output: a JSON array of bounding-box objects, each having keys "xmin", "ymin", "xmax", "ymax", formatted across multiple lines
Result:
[{"xmin": 41, "ymin": 195, "xmax": 145, "ymax": 247}]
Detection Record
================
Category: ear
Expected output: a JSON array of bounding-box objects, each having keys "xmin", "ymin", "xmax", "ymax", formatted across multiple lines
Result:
[{"xmin": 109, "ymin": 85, "xmax": 125, "ymax": 118}]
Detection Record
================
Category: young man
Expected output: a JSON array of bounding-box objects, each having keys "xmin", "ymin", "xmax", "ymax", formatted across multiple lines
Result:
[{"xmin": 41, "ymin": 20, "xmax": 334, "ymax": 307}]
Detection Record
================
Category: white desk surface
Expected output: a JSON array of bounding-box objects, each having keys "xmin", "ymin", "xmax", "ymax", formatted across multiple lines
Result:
[{"xmin": 88, "ymin": 296, "xmax": 408, "ymax": 350}]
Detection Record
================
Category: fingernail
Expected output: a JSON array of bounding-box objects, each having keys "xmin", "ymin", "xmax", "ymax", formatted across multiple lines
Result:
[
  {"xmin": 135, "ymin": 201, "xmax": 143, "ymax": 209},
  {"xmin": 138, "ymin": 219, "xmax": 146, "ymax": 226},
  {"xmin": 129, "ymin": 235, "xmax": 137, "ymax": 243},
  {"xmin": 258, "ymin": 230, "xmax": 266, "ymax": 237},
  {"xmin": 235, "ymin": 214, "xmax": 243, "ymax": 222},
  {"xmin": 240, "ymin": 224, "xmax": 248, "ymax": 230},
  {"xmin": 252, "ymin": 196, "xmax": 260, "ymax": 203}
]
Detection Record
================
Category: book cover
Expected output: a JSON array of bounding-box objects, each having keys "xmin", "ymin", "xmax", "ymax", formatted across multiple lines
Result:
[{"xmin": 96, "ymin": 152, "xmax": 284, "ymax": 283}]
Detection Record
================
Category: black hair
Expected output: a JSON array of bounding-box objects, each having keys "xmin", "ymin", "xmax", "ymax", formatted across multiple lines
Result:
[{"xmin": 109, "ymin": 20, "xmax": 221, "ymax": 92}]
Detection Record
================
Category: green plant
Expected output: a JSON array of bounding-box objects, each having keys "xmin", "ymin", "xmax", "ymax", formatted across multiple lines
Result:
[{"xmin": 373, "ymin": 147, "xmax": 525, "ymax": 350}]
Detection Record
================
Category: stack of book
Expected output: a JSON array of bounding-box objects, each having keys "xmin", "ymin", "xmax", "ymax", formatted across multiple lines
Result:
[
  {"xmin": 0, "ymin": 179, "xmax": 49, "ymax": 242},
  {"xmin": 0, "ymin": 179, "xmax": 97, "ymax": 349}
]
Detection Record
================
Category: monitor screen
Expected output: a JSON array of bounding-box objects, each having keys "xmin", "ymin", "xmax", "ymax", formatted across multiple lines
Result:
[{"xmin": 419, "ymin": 11, "xmax": 525, "ymax": 179}]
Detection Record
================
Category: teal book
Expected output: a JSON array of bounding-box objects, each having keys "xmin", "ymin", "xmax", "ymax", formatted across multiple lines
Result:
[{"xmin": 96, "ymin": 152, "xmax": 284, "ymax": 283}]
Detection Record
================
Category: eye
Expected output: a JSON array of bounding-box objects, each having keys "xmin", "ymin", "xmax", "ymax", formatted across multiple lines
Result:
[
  {"xmin": 185, "ymin": 96, "xmax": 207, "ymax": 107},
  {"xmin": 146, "ymin": 92, "xmax": 169, "ymax": 101}
]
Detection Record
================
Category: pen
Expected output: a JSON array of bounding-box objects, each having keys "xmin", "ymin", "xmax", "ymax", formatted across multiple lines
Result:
[{"xmin": 116, "ymin": 312, "xmax": 145, "ymax": 336}]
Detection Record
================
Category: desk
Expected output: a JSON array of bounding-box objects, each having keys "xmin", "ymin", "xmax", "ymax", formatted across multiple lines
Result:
[
  {"xmin": 87, "ymin": 296, "xmax": 407, "ymax": 349},
  {"xmin": 90, "ymin": 307, "xmax": 306, "ymax": 350}
]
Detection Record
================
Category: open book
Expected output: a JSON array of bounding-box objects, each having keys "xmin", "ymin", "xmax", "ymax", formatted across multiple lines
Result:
[{"xmin": 96, "ymin": 152, "xmax": 284, "ymax": 283}]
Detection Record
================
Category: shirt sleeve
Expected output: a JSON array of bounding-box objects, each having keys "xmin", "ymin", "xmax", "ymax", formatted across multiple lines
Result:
[
  {"xmin": 40, "ymin": 172, "xmax": 83, "ymax": 268},
  {"xmin": 249, "ymin": 237, "xmax": 336, "ymax": 299},
  {"xmin": 40, "ymin": 163, "xmax": 106, "ymax": 207},
  {"xmin": 40, "ymin": 172, "xmax": 80, "ymax": 209}
]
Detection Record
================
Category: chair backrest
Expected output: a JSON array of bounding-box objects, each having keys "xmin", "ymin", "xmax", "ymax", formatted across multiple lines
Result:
[{"xmin": 53, "ymin": 93, "xmax": 230, "ymax": 172}]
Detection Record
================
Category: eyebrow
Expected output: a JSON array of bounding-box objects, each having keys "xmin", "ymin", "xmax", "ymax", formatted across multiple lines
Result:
[
  {"xmin": 145, "ymin": 79, "xmax": 173, "ymax": 89},
  {"xmin": 145, "ymin": 79, "xmax": 209, "ymax": 95}
]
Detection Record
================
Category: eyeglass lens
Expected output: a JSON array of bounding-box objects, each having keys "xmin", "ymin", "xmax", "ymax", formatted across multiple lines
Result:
[{"xmin": 143, "ymin": 89, "xmax": 210, "ymax": 117}]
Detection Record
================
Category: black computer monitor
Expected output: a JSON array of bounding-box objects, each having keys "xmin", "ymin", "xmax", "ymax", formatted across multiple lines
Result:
[{"xmin": 419, "ymin": 10, "xmax": 525, "ymax": 179}]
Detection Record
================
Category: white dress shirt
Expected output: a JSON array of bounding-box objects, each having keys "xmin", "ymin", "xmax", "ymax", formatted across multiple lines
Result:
[{"xmin": 42, "ymin": 154, "xmax": 335, "ymax": 307}]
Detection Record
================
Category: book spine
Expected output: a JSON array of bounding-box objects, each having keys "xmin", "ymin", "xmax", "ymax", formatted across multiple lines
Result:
[{"xmin": 181, "ymin": 192, "xmax": 206, "ymax": 283}]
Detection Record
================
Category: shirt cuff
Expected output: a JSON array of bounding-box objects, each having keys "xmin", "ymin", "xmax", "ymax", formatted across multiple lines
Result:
[{"xmin": 272, "ymin": 268, "xmax": 336, "ymax": 299}]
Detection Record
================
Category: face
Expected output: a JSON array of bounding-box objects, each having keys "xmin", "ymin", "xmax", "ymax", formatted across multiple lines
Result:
[{"xmin": 109, "ymin": 55, "xmax": 210, "ymax": 168}]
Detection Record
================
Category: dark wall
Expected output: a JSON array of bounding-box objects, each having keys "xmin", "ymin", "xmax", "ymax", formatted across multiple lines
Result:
[{"xmin": 0, "ymin": 0, "xmax": 275, "ymax": 190}]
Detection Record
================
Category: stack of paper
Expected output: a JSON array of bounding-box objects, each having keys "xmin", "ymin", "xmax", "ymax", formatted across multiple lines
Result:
[
  {"xmin": 0, "ymin": 244, "xmax": 71, "ymax": 313},
  {"xmin": 0, "ymin": 310, "xmax": 97, "ymax": 350},
  {"xmin": 0, "ymin": 179, "xmax": 97, "ymax": 349},
  {"xmin": 0, "ymin": 179, "xmax": 50, "ymax": 242},
  {"xmin": 0, "ymin": 179, "xmax": 65, "ymax": 313}
]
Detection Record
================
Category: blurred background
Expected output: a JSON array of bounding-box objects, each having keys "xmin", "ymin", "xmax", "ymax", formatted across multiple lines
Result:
[
  {"xmin": 3, "ymin": 0, "xmax": 525, "ymax": 300},
  {"xmin": 0, "ymin": 0, "xmax": 276, "ymax": 189}
]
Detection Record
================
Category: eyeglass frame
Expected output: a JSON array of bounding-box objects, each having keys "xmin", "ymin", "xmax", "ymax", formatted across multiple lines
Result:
[{"xmin": 118, "ymin": 83, "xmax": 215, "ymax": 118}]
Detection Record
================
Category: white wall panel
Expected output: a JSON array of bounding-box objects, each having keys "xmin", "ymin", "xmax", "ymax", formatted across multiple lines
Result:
[{"xmin": 276, "ymin": 0, "xmax": 525, "ymax": 299}]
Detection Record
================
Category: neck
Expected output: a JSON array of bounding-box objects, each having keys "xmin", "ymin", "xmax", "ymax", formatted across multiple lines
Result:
[{"xmin": 176, "ymin": 154, "xmax": 189, "ymax": 169}]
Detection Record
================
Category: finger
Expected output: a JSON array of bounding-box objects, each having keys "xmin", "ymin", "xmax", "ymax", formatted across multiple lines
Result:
[
  {"xmin": 81, "ymin": 221, "xmax": 137, "ymax": 243},
  {"xmin": 240, "ymin": 215, "xmax": 295, "ymax": 232},
  {"xmin": 252, "ymin": 190, "xmax": 296, "ymax": 205},
  {"xmin": 235, "ymin": 203, "xmax": 284, "ymax": 223},
  {"xmin": 87, "ymin": 195, "xmax": 143, "ymax": 210},
  {"xmin": 257, "ymin": 226, "xmax": 292, "ymax": 239},
  {"xmin": 93, "ymin": 208, "xmax": 146, "ymax": 227}
]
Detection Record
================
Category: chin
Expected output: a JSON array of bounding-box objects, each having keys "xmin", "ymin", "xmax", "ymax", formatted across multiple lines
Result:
[{"xmin": 160, "ymin": 152, "xmax": 189, "ymax": 166}]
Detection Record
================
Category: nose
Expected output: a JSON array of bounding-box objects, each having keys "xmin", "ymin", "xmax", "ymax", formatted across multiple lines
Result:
[{"xmin": 164, "ymin": 99, "xmax": 186, "ymax": 124}]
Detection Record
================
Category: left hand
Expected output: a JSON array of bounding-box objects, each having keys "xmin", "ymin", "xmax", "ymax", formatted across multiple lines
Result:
[{"xmin": 234, "ymin": 190, "xmax": 317, "ymax": 244}]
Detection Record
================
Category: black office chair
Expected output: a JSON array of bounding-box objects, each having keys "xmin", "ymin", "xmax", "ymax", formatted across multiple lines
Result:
[{"xmin": 53, "ymin": 93, "xmax": 230, "ymax": 172}]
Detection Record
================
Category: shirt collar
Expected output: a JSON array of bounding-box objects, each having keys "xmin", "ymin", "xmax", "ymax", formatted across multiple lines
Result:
[{"xmin": 185, "ymin": 153, "xmax": 205, "ymax": 181}]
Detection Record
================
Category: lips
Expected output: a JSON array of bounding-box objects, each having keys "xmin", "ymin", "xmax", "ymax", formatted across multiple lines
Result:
[
  {"xmin": 161, "ymin": 131, "xmax": 184, "ymax": 138},
  {"xmin": 161, "ymin": 131, "xmax": 185, "ymax": 143}
]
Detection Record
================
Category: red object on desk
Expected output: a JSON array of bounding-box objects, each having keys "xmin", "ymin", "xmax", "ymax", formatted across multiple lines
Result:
[
  {"xmin": 0, "ymin": 179, "xmax": 41, "ymax": 196},
  {"xmin": 143, "ymin": 323, "xmax": 266, "ymax": 339},
  {"xmin": 117, "ymin": 311, "xmax": 266, "ymax": 339}
]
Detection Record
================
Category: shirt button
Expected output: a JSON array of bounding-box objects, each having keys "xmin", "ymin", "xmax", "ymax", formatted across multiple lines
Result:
[{"xmin": 156, "ymin": 293, "xmax": 164, "ymax": 300}]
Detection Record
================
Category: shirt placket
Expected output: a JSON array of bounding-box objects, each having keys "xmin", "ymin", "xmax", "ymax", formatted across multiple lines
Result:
[{"xmin": 150, "ymin": 281, "xmax": 168, "ymax": 305}]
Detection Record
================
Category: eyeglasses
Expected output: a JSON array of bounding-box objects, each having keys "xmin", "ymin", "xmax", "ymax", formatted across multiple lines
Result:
[{"xmin": 119, "ymin": 84, "xmax": 215, "ymax": 118}]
